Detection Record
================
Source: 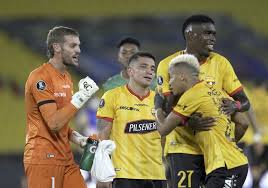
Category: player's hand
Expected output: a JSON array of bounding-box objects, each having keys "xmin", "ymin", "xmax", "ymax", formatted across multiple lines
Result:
[
  {"xmin": 154, "ymin": 92, "xmax": 165, "ymax": 110},
  {"xmin": 187, "ymin": 113, "xmax": 215, "ymax": 131},
  {"xmin": 70, "ymin": 131, "xmax": 88, "ymax": 148},
  {"xmin": 79, "ymin": 76, "xmax": 99, "ymax": 98},
  {"xmin": 96, "ymin": 182, "xmax": 112, "ymax": 188},
  {"xmin": 221, "ymin": 98, "xmax": 239, "ymax": 115},
  {"xmin": 71, "ymin": 77, "xmax": 99, "ymax": 109}
]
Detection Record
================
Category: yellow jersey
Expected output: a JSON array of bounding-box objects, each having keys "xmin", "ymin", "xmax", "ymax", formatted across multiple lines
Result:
[
  {"xmin": 157, "ymin": 51, "xmax": 243, "ymax": 155},
  {"xmin": 173, "ymin": 81, "xmax": 248, "ymax": 174},
  {"xmin": 96, "ymin": 85, "xmax": 166, "ymax": 180}
]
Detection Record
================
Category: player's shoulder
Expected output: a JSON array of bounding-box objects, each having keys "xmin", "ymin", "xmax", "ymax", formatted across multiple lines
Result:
[
  {"xmin": 102, "ymin": 85, "xmax": 124, "ymax": 98},
  {"xmin": 105, "ymin": 74, "xmax": 121, "ymax": 83},
  {"xmin": 102, "ymin": 74, "xmax": 121, "ymax": 89},
  {"xmin": 182, "ymin": 82, "xmax": 207, "ymax": 100},
  {"xmin": 27, "ymin": 63, "xmax": 51, "ymax": 83},
  {"xmin": 159, "ymin": 50, "xmax": 184, "ymax": 65},
  {"xmin": 210, "ymin": 52, "xmax": 230, "ymax": 64}
]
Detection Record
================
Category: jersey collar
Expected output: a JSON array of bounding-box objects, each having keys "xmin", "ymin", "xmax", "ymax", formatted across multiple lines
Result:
[{"xmin": 126, "ymin": 84, "xmax": 150, "ymax": 101}]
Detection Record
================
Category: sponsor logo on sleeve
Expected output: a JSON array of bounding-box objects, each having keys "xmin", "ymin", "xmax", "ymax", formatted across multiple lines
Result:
[
  {"xmin": 36, "ymin": 80, "xmax": 46, "ymax": 91},
  {"xmin": 124, "ymin": 120, "xmax": 157, "ymax": 134}
]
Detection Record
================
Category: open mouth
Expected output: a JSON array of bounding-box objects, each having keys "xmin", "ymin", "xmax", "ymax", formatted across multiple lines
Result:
[
  {"xmin": 72, "ymin": 55, "xmax": 79, "ymax": 62},
  {"xmin": 206, "ymin": 44, "xmax": 214, "ymax": 51}
]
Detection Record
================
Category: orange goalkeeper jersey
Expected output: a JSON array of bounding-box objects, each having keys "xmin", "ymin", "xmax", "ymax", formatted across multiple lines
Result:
[{"xmin": 24, "ymin": 63, "xmax": 75, "ymax": 166}]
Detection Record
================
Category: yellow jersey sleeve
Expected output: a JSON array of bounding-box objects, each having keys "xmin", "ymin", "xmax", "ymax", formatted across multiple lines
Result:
[
  {"xmin": 221, "ymin": 57, "xmax": 243, "ymax": 96},
  {"xmin": 157, "ymin": 51, "xmax": 182, "ymax": 95},
  {"xmin": 173, "ymin": 85, "xmax": 202, "ymax": 118},
  {"xmin": 96, "ymin": 90, "xmax": 116, "ymax": 121}
]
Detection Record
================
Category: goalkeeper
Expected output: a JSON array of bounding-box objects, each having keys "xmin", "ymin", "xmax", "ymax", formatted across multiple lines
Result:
[{"xmin": 24, "ymin": 26, "xmax": 99, "ymax": 188}]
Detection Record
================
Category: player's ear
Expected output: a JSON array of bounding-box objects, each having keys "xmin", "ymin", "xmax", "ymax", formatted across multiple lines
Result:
[
  {"xmin": 127, "ymin": 66, "xmax": 132, "ymax": 76},
  {"xmin": 179, "ymin": 74, "xmax": 185, "ymax": 81},
  {"xmin": 53, "ymin": 43, "xmax": 61, "ymax": 54}
]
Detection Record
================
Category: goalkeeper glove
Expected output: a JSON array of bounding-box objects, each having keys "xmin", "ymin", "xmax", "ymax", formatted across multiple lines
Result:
[
  {"xmin": 70, "ymin": 131, "xmax": 88, "ymax": 148},
  {"xmin": 71, "ymin": 76, "xmax": 99, "ymax": 109}
]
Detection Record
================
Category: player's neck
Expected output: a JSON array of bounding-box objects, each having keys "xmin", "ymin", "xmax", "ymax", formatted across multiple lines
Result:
[
  {"xmin": 127, "ymin": 80, "xmax": 150, "ymax": 98},
  {"xmin": 49, "ymin": 57, "xmax": 66, "ymax": 74},
  {"xmin": 121, "ymin": 69, "xmax": 129, "ymax": 80},
  {"xmin": 185, "ymin": 48, "xmax": 207, "ymax": 62},
  {"xmin": 187, "ymin": 78, "xmax": 200, "ymax": 90}
]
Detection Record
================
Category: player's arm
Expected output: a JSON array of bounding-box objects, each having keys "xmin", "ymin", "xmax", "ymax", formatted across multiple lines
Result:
[
  {"xmin": 68, "ymin": 129, "xmax": 88, "ymax": 147},
  {"xmin": 155, "ymin": 92, "xmax": 215, "ymax": 135},
  {"xmin": 245, "ymin": 106, "xmax": 261, "ymax": 136},
  {"xmin": 232, "ymin": 112, "xmax": 249, "ymax": 142},
  {"xmin": 221, "ymin": 58, "xmax": 250, "ymax": 115},
  {"xmin": 95, "ymin": 119, "xmax": 113, "ymax": 188},
  {"xmin": 96, "ymin": 118, "xmax": 112, "ymax": 140},
  {"xmin": 38, "ymin": 76, "xmax": 99, "ymax": 132},
  {"xmin": 155, "ymin": 108, "xmax": 184, "ymax": 136},
  {"xmin": 95, "ymin": 96, "xmax": 114, "ymax": 188}
]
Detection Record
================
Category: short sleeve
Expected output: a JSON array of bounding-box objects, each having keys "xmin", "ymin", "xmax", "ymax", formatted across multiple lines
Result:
[
  {"xmin": 222, "ymin": 58, "xmax": 243, "ymax": 96},
  {"xmin": 173, "ymin": 90, "xmax": 201, "ymax": 117},
  {"xmin": 157, "ymin": 59, "xmax": 171, "ymax": 95},
  {"xmin": 96, "ymin": 91, "xmax": 116, "ymax": 121},
  {"xmin": 30, "ymin": 73, "xmax": 55, "ymax": 105}
]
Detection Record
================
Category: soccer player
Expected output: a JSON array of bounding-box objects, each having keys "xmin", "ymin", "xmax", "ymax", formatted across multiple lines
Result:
[
  {"xmin": 156, "ymin": 54, "xmax": 249, "ymax": 188},
  {"xmin": 156, "ymin": 15, "xmax": 250, "ymax": 187},
  {"xmin": 24, "ymin": 26, "xmax": 99, "ymax": 188},
  {"xmin": 102, "ymin": 37, "xmax": 157, "ymax": 92},
  {"xmin": 96, "ymin": 52, "xmax": 166, "ymax": 188}
]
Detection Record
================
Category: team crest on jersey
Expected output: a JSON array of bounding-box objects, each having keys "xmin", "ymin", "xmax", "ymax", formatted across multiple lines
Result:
[
  {"xmin": 151, "ymin": 108, "xmax": 156, "ymax": 116},
  {"xmin": 205, "ymin": 76, "xmax": 216, "ymax": 87},
  {"xmin": 157, "ymin": 76, "xmax": 163, "ymax": 85},
  {"xmin": 36, "ymin": 80, "xmax": 46, "ymax": 91},
  {"xmin": 99, "ymin": 99, "xmax": 105, "ymax": 108}
]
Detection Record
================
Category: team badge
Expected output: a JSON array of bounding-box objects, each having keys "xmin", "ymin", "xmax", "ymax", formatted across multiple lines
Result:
[
  {"xmin": 205, "ymin": 76, "xmax": 216, "ymax": 87},
  {"xmin": 36, "ymin": 80, "xmax": 46, "ymax": 91},
  {"xmin": 99, "ymin": 99, "xmax": 105, "ymax": 108},
  {"xmin": 151, "ymin": 108, "xmax": 156, "ymax": 116},
  {"xmin": 157, "ymin": 76, "xmax": 163, "ymax": 85}
]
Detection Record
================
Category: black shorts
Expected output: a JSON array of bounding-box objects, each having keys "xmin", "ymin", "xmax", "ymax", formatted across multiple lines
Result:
[
  {"xmin": 205, "ymin": 167, "xmax": 227, "ymax": 188},
  {"xmin": 112, "ymin": 178, "xmax": 167, "ymax": 188},
  {"xmin": 224, "ymin": 164, "xmax": 248, "ymax": 188},
  {"xmin": 166, "ymin": 153, "xmax": 206, "ymax": 188}
]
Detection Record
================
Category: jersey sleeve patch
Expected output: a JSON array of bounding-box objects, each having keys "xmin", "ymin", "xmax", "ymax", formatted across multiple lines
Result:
[
  {"xmin": 36, "ymin": 80, "xmax": 46, "ymax": 91},
  {"xmin": 99, "ymin": 99, "xmax": 105, "ymax": 108},
  {"xmin": 157, "ymin": 76, "xmax": 164, "ymax": 85}
]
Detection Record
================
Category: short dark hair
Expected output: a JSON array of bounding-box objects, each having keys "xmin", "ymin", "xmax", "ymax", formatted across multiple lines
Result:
[
  {"xmin": 46, "ymin": 26, "xmax": 79, "ymax": 58},
  {"xmin": 182, "ymin": 15, "xmax": 215, "ymax": 39},
  {"xmin": 128, "ymin": 51, "xmax": 155, "ymax": 66},
  {"xmin": 117, "ymin": 37, "xmax": 140, "ymax": 48}
]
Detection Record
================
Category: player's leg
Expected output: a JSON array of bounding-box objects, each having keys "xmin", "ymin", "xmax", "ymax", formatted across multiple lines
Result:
[
  {"xmin": 205, "ymin": 167, "xmax": 227, "ymax": 188},
  {"xmin": 24, "ymin": 164, "xmax": 64, "ymax": 188},
  {"xmin": 63, "ymin": 163, "xmax": 87, "ymax": 188},
  {"xmin": 167, "ymin": 153, "xmax": 205, "ymax": 188},
  {"xmin": 225, "ymin": 164, "xmax": 248, "ymax": 188},
  {"xmin": 112, "ymin": 178, "xmax": 143, "ymax": 188}
]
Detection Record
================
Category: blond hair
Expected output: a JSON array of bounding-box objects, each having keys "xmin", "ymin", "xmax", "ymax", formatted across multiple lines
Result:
[{"xmin": 169, "ymin": 54, "xmax": 200, "ymax": 72}]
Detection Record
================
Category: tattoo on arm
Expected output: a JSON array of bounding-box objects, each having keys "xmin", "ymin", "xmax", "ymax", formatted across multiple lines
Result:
[{"xmin": 96, "ymin": 119, "xmax": 112, "ymax": 140}]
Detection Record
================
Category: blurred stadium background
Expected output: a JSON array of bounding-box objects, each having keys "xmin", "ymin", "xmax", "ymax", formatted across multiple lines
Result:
[{"xmin": 0, "ymin": 0, "xmax": 268, "ymax": 187}]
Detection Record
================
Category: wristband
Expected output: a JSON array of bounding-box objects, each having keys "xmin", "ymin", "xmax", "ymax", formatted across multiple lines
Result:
[{"xmin": 235, "ymin": 101, "xmax": 242, "ymax": 111}]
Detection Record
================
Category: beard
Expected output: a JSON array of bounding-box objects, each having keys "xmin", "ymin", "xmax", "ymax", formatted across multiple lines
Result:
[
  {"xmin": 62, "ymin": 52, "xmax": 78, "ymax": 68},
  {"xmin": 63, "ymin": 60, "xmax": 76, "ymax": 67}
]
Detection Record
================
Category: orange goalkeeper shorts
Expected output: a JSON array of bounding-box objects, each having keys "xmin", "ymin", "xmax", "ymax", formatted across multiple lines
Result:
[{"xmin": 24, "ymin": 163, "xmax": 87, "ymax": 188}]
